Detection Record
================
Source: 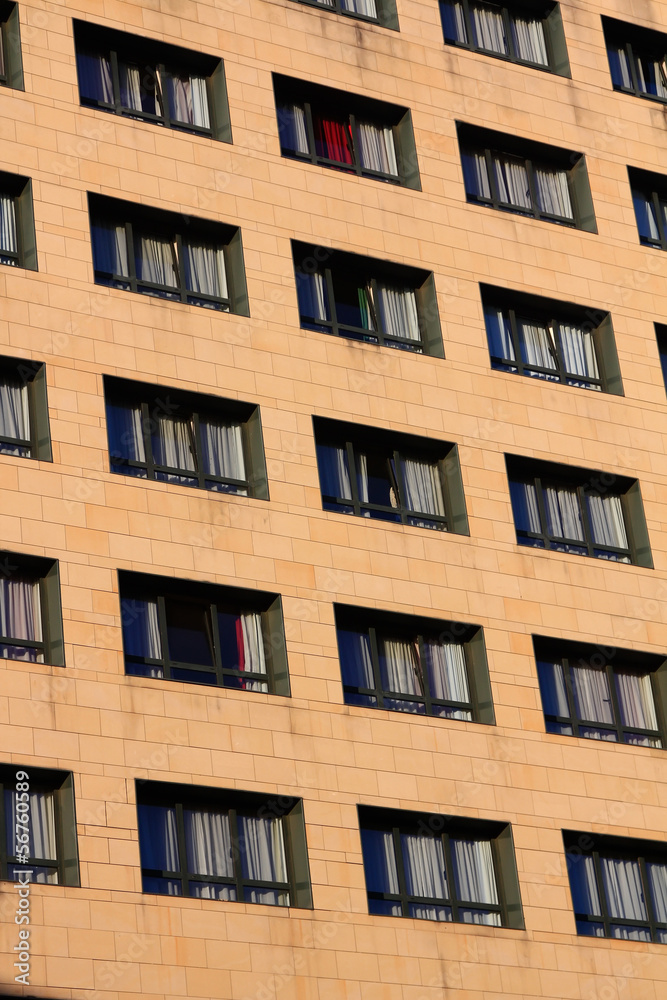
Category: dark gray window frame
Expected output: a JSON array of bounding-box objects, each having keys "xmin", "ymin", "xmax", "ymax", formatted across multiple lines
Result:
[
  {"xmin": 289, "ymin": 0, "xmax": 398, "ymax": 29},
  {"xmin": 0, "ymin": 171, "xmax": 36, "ymax": 271},
  {"xmin": 603, "ymin": 16, "xmax": 667, "ymax": 106},
  {"xmin": 0, "ymin": 551, "xmax": 64, "ymax": 666},
  {"xmin": 629, "ymin": 166, "xmax": 667, "ymax": 252},
  {"xmin": 0, "ymin": 2, "xmax": 24, "ymax": 90},
  {"xmin": 0, "ymin": 356, "xmax": 52, "ymax": 460},
  {"xmin": 103, "ymin": 375, "xmax": 268, "ymax": 498}
]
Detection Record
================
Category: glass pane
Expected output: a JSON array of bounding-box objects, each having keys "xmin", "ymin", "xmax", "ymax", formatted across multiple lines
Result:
[
  {"xmin": 633, "ymin": 190, "xmax": 661, "ymax": 243},
  {"xmin": 440, "ymin": 1, "xmax": 468, "ymax": 45},
  {"xmin": 361, "ymin": 828, "xmax": 399, "ymax": 894},
  {"xmin": 5, "ymin": 788, "xmax": 57, "ymax": 861},
  {"xmin": 451, "ymin": 839, "xmax": 499, "ymax": 905},
  {"xmin": 184, "ymin": 808, "xmax": 233, "ymax": 877},
  {"xmin": 610, "ymin": 924, "xmax": 652, "ymax": 941},
  {"xmin": 312, "ymin": 112, "xmax": 354, "ymax": 165},
  {"xmin": 239, "ymin": 815, "xmax": 288, "ymax": 884},
  {"xmin": 401, "ymin": 833, "xmax": 448, "ymax": 900},
  {"xmin": 165, "ymin": 600, "xmax": 214, "ymax": 667},
  {"xmin": 571, "ymin": 666, "xmax": 614, "ymax": 726},
  {"xmin": 409, "ymin": 903, "xmax": 452, "ymax": 921},
  {"xmin": 566, "ymin": 853, "xmax": 601, "ymax": 917},
  {"xmin": 331, "ymin": 272, "xmax": 374, "ymax": 332},
  {"xmin": 379, "ymin": 637, "xmax": 421, "ymax": 696},
  {"xmin": 137, "ymin": 804, "xmax": 180, "ymax": 872},
  {"xmin": 243, "ymin": 887, "xmax": 290, "ymax": 906},
  {"xmin": 368, "ymin": 898, "xmax": 402, "ymax": 916},
  {"xmin": 338, "ymin": 629, "xmax": 375, "ymax": 690},
  {"xmin": 190, "ymin": 882, "xmax": 236, "ymax": 900},
  {"xmin": 120, "ymin": 61, "xmax": 161, "ymax": 115},
  {"xmin": 600, "ymin": 857, "xmax": 648, "ymax": 921},
  {"xmin": 359, "ymin": 450, "xmax": 395, "ymax": 507},
  {"xmin": 8, "ymin": 864, "xmax": 58, "ymax": 884},
  {"xmin": 459, "ymin": 908, "xmax": 501, "ymax": 925},
  {"xmin": 470, "ymin": 1, "xmax": 508, "ymax": 55},
  {"xmin": 142, "ymin": 875, "xmax": 182, "ymax": 895},
  {"xmin": 537, "ymin": 660, "xmax": 569, "ymax": 720}
]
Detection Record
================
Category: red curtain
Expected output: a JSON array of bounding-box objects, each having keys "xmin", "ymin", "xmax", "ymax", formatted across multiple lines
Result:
[{"xmin": 313, "ymin": 114, "xmax": 353, "ymax": 165}]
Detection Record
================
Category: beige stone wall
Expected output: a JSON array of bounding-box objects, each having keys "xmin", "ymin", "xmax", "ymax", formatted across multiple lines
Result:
[{"xmin": 1, "ymin": 0, "xmax": 667, "ymax": 995}]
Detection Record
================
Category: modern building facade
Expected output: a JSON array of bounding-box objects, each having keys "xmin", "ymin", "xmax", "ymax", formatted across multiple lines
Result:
[{"xmin": 1, "ymin": 0, "xmax": 667, "ymax": 996}]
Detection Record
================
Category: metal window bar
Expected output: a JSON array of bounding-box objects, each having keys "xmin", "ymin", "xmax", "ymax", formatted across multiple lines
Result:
[
  {"xmin": 111, "ymin": 399, "xmax": 248, "ymax": 492},
  {"xmin": 342, "ymin": 625, "xmax": 473, "ymax": 718},
  {"xmin": 365, "ymin": 825, "xmax": 503, "ymax": 924},
  {"xmin": 140, "ymin": 800, "xmax": 291, "ymax": 901},
  {"xmin": 323, "ymin": 441, "xmax": 450, "ymax": 529},
  {"xmin": 515, "ymin": 475, "xmax": 632, "ymax": 561},
  {"xmin": 570, "ymin": 848, "xmax": 667, "ymax": 942},
  {"xmin": 127, "ymin": 594, "xmax": 270, "ymax": 690},
  {"xmin": 0, "ymin": 22, "xmax": 7, "ymax": 86},
  {"xmin": 543, "ymin": 657, "xmax": 662, "ymax": 746},
  {"xmin": 81, "ymin": 48, "xmax": 214, "ymax": 137}
]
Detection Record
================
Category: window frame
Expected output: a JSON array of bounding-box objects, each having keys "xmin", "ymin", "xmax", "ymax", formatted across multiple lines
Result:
[
  {"xmin": 88, "ymin": 194, "xmax": 249, "ymax": 315},
  {"xmin": 0, "ymin": 171, "xmax": 37, "ymax": 271},
  {"xmin": 314, "ymin": 418, "xmax": 466, "ymax": 533},
  {"xmin": 0, "ymin": 552, "xmax": 64, "ymax": 666},
  {"xmin": 119, "ymin": 570, "xmax": 289, "ymax": 695},
  {"xmin": 564, "ymin": 831, "xmax": 667, "ymax": 943},
  {"xmin": 335, "ymin": 604, "xmax": 492, "ymax": 722},
  {"xmin": 629, "ymin": 168, "xmax": 667, "ymax": 252},
  {"xmin": 0, "ymin": 2, "xmax": 24, "ymax": 91},
  {"xmin": 290, "ymin": 0, "xmax": 398, "ymax": 29},
  {"xmin": 274, "ymin": 75, "xmax": 420, "ymax": 190},
  {"xmin": 506, "ymin": 456, "xmax": 638, "ymax": 564},
  {"xmin": 73, "ymin": 19, "xmax": 230, "ymax": 141},
  {"xmin": 103, "ymin": 376, "xmax": 267, "ymax": 498},
  {"xmin": 293, "ymin": 241, "xmax": 442, "ymax": 356},
  {"xmin": 0, "ymin": 765, "xmax": 79, "ymax": 887},
  {"xmin": 603, "ymin": 16, "xmax": 667, "ymax": 106},
  {"xmin": 358, "ymin": 806, "xmax": 523, "ymax": 928},
  {"xmin": 440, "ymin": 0, "xmax": 565, "ymax": 74},
  {"xmin": 533, "ymin": 637, "xmax": 665, "ymax": 748},
  {"xmin": 136, "ymin": 781, "xmax": 312, "ymax": 908},
  {"xmin": 480, "ymin": 285, "xmax": 622, "ymax": 393},
  {"xmin": 0, "ymin": 356, "xmax": 52, "ymax": 460}
]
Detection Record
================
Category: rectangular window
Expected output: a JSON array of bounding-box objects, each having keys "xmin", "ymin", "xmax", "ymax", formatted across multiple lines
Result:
[
  {"xmin": 293, "ymin": 241, "xmax": 442, "ymax": 356},
  {"xmin": 104, "ymin": 376, "xmax": 268, "ymax": 498},
  {"xmin": 0, "ymin": 3, "xmax": 23, "ymax": 90},
  {"xmin": 88, "ymin": 194, "xmax": 248, "ymax": 314},
  {"xmin": 0, "ymin": 171, "xmax": 36, "ymax": 270},
  {"xmin": 534, "ymin": 637, "xmax": 665, "ymax": 748},
  {"xmin": 336, "ymin": 605, "xmax": 493, "ymax": 723},
  {"xmin": 73, "ymin": 20, "xmax": 231, "ymax": 140},
  {"xmin": 506, "ymin": 456, "xmax": 651, "ymax": 567},
  {"xmin": 0, "ymin": 553, "xmax": 64, "ymax": 665},
  {"xmin": 629, "ymin": 167, "xmax": 667, "ymax": 251},
  {"xmin": 314, "ymin": 417, "xmax": 468, "ymax": 533},
  {"xmin": 441, "ymin": 0, "xmax": 569, "ymax": 75},
  {"xmin": 656, "ymin": 324, "xmax": 667, "ymax": 392},
  {"xmin": 565, "ymin": 832, "xmax": 667, "ymax": 943},
  {"xmin": 0, "ymin": 765, "xmax": 79, "ymax": 886},
  {"xmin": 457, "ymin": 123, "xmax": 595, "ymax": 231},
  {"xmin": 120, "ymin": 571, "xmax": 289, "ymax": 695},
  {"xmin": 481, "ymin": 285, "xmax": 622, "ymax": 393},
  {"xmin": 274, "ymin": 74, "xmax": 420, "ymax": 189},
  {"xmin": 0, "ymin": 357, "xmax": 51, "ymax": 459},
  {"xmin": 136, "ymin": 782, "xmax": 312, "ymax": 908},
  {"xmin": 359, "ymin": 806, "xmax": 523, "ymax": 927},
  {"xmin": 604, "ymin": 17, "xmax": 667, "ymax": 104},
  {"xmin": 290, "ymin": 0, "xmax": 397, "ymax": 28}
]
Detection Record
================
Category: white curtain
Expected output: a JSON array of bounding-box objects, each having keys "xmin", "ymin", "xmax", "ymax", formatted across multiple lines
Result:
[
  {"xmin": 538, "ymin": 661, "xmax": 570, "ymax": 718},
  {"xmin": 298, "ymin": 271, "xmax": 329, "ymax": 324},
  {"xmin": 401, "ymin": 458, "xmax": 446, "ymax": 519},
  {"xmin": 601, "ymin": 857, "xmax": 648, "ymax": 922},
  {"xmin": 647, "ymin": 863, "xmax": 667, "ymax": 923},
  {"xmin": 0, "ymin": 577, "xmax": 42, "ymax": 657},
  {"xmin": 122, "ymin": 597, "xmax": 162, "ymax": 675},
  {"xmin": 107, "ymin": 402, "xmax": 146, "ymax": 464},
  {"xmin": 512, "ymin": 18, "xmax": 548, "ymax": 66},
  {"xmin": 119, "ymin": 62, "xmax": 143, "ymax": 112},
  {"xmin": 184, "ymin": 808, "xmax": 234, "ymax": 899},
  {"xmin": 361, "ymin": 828, "xmax": 401, "ymax": 914},
  {"xmin": 0, "ymin": 194, "xmax": 16, "ymax": 257},
  {"xmin": 239, "ymin": 815, "xmax": 289, "ymax": 904},
  {"xmin": 534, "ymin": 168, "xmax": 574, "ymax": 220},
  {"xmin": 93, "ymin": 220, "xmax": 129, "ymax": 279},
  {"xmin": 636, "ymin": 56, "xmax": 667, "ymax": 99},
  {"xmin": 318, "ymin": 444, "xmax": 353, "ymax": 501},
  {"xmin": 511, "ymin": 480, "xmax": 541, "ymax": 534},
  {"xmin": 518, "ymin": 320, "xmax": 557, "ymax": 371},
  {"xmin": 615, "ymin": 671, "xmax": 659, "ymax": 732},
  {"xmin": 464, "ymin": 152, "xmax": 492, "ymax": 199},
  {"xmin": 137, "ymin": 235, "xmax": 178, "ymax": 288},
  {"xmin": 167, "ymin": 73, "xmax": 210, "ymax": 128},
  {"xmin": 356, "ymin": 452, "xmax": 370, "ymax": 508},
  {"xmin": 559, "ymin": 323, "xmax": 600, "ymax": 383},
  {"xmin": 443, "ymin": 2, "xmax": 468, "ymax": 43},
  {"xmin": 357, "ymin": 123, "xmax": 398, "ymax": 176},
  {"xmin": 402, "ymin": 834, "xmax": 449, "ymax": 919},
  {"xmin": 201, "ymin": 420, "xmax": 245, "ymax": 486},
  {"xmin": 279, "ymin": 104, "xmax": 309, "ymax": 155},
  {"xmin": 139, "ymin": 804, "xmax": 180, "ymax": 893},
  {"xmin": 486, "ymin": 307, "xmax": 514, "ymax": 361},
  {"xmin": 6, "ymin": 790, "xmax": 57, "ymax": 882},
  {"xmin": 493, "ymin": 154, "xmax": 531, "ymax": 210},
  {"xmin": 611, "ymin": 47, "xmax": 633, "ymax": 89},
  {"xmin": 571, "ymin": 665, "xmax": 614, "ymax": 728},
  {"xmin": 153, "ymin": 415, "xmax": 196, "ymax": 475},
  {"xmin": 471, "ymin": 4, "xmax": 507, "ymax": 55},
  {"xmin": 0, "ymin": 379, "xmax": 30, "ymax": 445},
  {"xmin": 544, "ymin": 485, "xmax": 584, "ymax": 542},
  {"xmin": 451, "ymin": 839, "xmax": 500, "ymax": 924},
  {"xmin": 380, "ymin": 638, "xmax": 422, "ymax": 704},
  {"xmin": 183, "ymin": 243, "xmax": 228, "ymax": 300},
  {"xmin": 340, "ymin": 631, "xmax": 375, "ymax": 689},
  {"xmin": 342, "ymin": 0, "xmax": 377, "ymax": 16},
  {"xmin": 586, "ymin": 495, "xmax": 628, "ymax": 554},
  {"xmin": 239, "ymin": 612, "xmax": 268, "ymax": 691},
  {"xmin": 633, "ymin": 192, "xmax": 660, "ymax": 242},
  {"xmin": 567, "ymin": 853, "xmax": 602, "ymax": 916},
  {"xmin": 425, "ymin": 641, "xmax": 471, "ymax": 719},
  {"xmin": 378, "ymin": 287, "xmax": 420, "ymax": 342}
]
